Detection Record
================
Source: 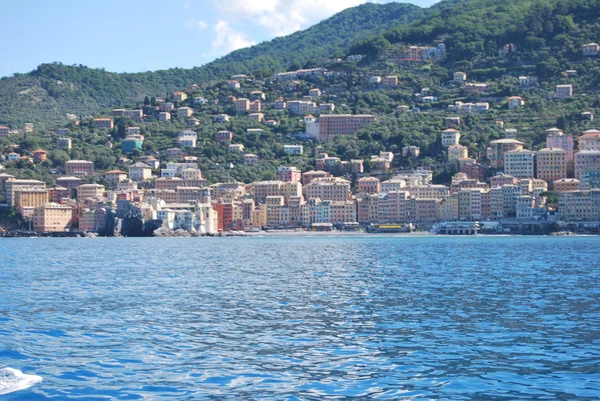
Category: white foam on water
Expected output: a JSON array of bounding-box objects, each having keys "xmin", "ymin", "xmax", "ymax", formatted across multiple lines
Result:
[{"xmin": 0, "ymin": 367, "xmax": 43, "ymax": 395}]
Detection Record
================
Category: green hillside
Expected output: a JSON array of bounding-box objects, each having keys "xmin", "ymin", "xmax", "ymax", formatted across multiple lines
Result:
[
  {"xmin": 0, "ymin": 2, "xmax": 423, "ymax": 130},
  {"xmin": 1, "ymin": 0, "xmax": 600, "ymax": 188}
]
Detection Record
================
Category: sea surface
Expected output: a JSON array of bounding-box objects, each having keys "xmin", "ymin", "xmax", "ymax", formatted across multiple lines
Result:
[{"xmin": 1, "ymin": 236, "xmax": 600, "ymax": 400}]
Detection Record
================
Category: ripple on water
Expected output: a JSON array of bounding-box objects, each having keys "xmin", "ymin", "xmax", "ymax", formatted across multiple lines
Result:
[{"xmin": 0, "ymin": 236, "xmax": 599, "ymax": 400}]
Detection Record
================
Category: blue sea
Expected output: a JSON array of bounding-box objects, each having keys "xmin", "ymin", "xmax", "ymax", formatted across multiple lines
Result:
[{"xmin": 1, "ymin": 236, "xmax": 600, "ymax": 400}]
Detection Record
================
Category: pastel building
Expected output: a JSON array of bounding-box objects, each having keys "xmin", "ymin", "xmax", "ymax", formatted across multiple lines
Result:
[
  {"xmin": 92, "ymin": 118, "xmax": 114, "ymax": 129},
  {"xmin": 283, "ymin": 145, "xmax": 304, "ymax": 155},
  {"xmin": 357, "ymin": 177, "xmax": 381, "ymax": 194},
  {"xmin": 177, "ymin": 107, "xmax": 193, "ymax": 118},
  {"xmin": 504, "ymin": 149, "xmax": 535, "ymax": 178},
  {"xmin": 553, "ymin": 178, "xmax": 580, "ymax": 192},
  {"xmin": 556, "ymin": 84, "xmax": 573, "ymax": 99},
  {"xmin": 276, "ymin": 166, "xmax": 302, "ymax": 183},
  {"xmin": 489, "ymin": 139, "xmax": 524, "ymax": 169},
  {"xmin": 305, "ymin": 178, "xmax": 352, "ymax": 202},
  {"xmin": 32, "ymin": 202, "xmax": 73, "ymax": 232},
  {"xmin": 316, "ymin": 114, "xmax": 376, "ymax": 142},
  {"xmin": 546, "ymin": 128, "xmax": 574, "ymax": 161},
  {"xmin": 235, "ymin": 98, "xmax": 250, "ymax": 114},
  {"xmin": 441, "ymin": 129, "xmax": 461, "ymax": 147},
  {"xmin": 579, "ymin": 129, "xmax": 600, "ymax": 151},
  {"xmin": 128, "ymin": 162, "xmax": 152, "ymax": 182},
  {"xmin": 448, "ymin": 144, "xmax": 468, "ymax": 162},
  {"xmin": 77, "ymin": 184, "xmax": 105, "ymax": 200},
  {"xmin": 65, "ymin": 160, "xmax": 94, "ymax": 176},
  {"xmin": 575, "ymin": 150, "xmax": 600, "ymax": 181},
  {"xmin": 507, "ymin": 96, "xmax": 525, "ymax": 109},
  {"xmin": 536, "ymin": 148, "xmax": 567, "ymax": 187}
]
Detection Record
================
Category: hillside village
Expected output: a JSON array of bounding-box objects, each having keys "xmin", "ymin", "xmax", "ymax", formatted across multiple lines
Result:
[{"xmin": 1, "ymin": 0, "xmax": 600, "ymax": 235}]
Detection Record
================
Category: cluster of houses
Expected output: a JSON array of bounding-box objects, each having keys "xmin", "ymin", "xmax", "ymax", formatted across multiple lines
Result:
[{"xmin": 2, "ymin": 124, "xmax": 600, "ymax": 234}]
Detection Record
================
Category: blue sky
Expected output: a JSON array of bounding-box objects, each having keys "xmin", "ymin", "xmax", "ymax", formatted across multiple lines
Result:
[{"xmin": 0, "ymin": 0, "xmax": 439, "ymax": 78}]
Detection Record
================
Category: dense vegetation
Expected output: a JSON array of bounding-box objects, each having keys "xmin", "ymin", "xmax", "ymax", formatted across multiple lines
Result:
[{"xmin": 1, "ymin": 0, "xmax": 600, "ymax": 186}]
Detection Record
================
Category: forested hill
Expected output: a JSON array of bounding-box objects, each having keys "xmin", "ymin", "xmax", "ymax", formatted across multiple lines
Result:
[
  {"xmin": 0, "ymin": 2, "xmax": 424, "ymax": 130},
  {"xmin": 352, "ymin": 0, "xmax": 600, "ymax": 69}
]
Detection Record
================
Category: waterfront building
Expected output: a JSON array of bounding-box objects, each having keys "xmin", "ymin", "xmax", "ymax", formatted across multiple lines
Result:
[{"xmin": 32, "ymin": 202, "xmax": 73, "ymax": 232}]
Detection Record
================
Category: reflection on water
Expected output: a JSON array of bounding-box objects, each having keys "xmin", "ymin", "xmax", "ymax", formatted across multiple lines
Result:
[{"xmin": 1, "ymin": 236, "xmax": 599, "ymax": 400}]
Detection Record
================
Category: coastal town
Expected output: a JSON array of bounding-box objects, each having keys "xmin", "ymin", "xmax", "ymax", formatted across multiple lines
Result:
[{"xmin": 1, "ymin": 42, "xmax": 600, "ymax": 236}]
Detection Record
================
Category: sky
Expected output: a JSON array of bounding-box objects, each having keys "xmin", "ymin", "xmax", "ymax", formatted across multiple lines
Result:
[{"xmin": 0, "ymin": 0, "xmax": 440, "ymax": 78}]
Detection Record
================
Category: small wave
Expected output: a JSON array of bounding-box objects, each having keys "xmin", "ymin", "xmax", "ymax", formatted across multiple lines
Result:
[{"xmin": 0, "ymin": 367, "xmax": 43, "ymax": 395}]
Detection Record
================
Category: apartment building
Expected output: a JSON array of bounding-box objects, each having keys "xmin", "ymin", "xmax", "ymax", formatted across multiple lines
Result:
[
  {"xmin": 575, "ymin": 150, "xmax": 600, "ymax": 181},
  {"xmin": 536, "ymin": 148, "xmax": 567, "ymax": 186},
  {"xmin": 276, "ymin": 166, "xmax": 302, "ymax": 183},
  {"xmin": 77, "ymin": 184, "xmax": 105, "ymax": 200},
  {"xmin": 357, "ymin": 177, "xmax": 381, "ymax": 194},
  {"xmin": 504, "ymin": 149, "xmax": 535, "ymax": 178},
  {"xmin": 235, "ymin": 98, "xmax": 250, "ymax": 114},
  {"xmin": 441, "ymin": 129, "xmax": 461, "ymax": 146},
  {"xmin": 556, "ymin": 84, "xmax": 573, "ymax": 99},
  {"xmin": 32, "ymin": 202, "xmax": 73, "ymax": 232},
  {"xmin": 546, "ymin": 128, "xmax": 574, "ymax": 161},
  {"xmin": 317, "ymin": 114, "xmax": 376, "ymax": 141},
  {"xmin": 128, "ymin": 162, "xmax": 152, "ymax": 182},
  {"xmin": 553, "ymin": 178, "xmax": 580, "ymax": 192},
  {"xmin": 558, "ymin": 189, "xmax": 600, "ymax": 221},
  {"xmin": 64, "ymin": 160, "xmax": 95, "ymax": 177},
  {"xmin": 305, "ymin": 178, "xmax": 352, "ymax": 202},
  {"xmin": 92, "ymin": 118, "xmax": 114, "ymax": 129},
  {"xmin": 489, "ymin": 139, "xmax": 524, "ymax": 169},
  {"xmin": 177, "ymin": 107, "xmax": 193, "ymax": 118},
  {"xmin": 252, "ymin": 181, "xmax": 302, "ymax": 204},
  {"xmin": 579, "ymin": 129, "xmax": 600, "ymax": 151},
  {"xmin": 302, "ymin": 170, "xmax": 331, "ymax": 185}
]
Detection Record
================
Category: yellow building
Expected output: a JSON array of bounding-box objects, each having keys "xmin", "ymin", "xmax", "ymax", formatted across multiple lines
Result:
[
  {"xmin": 173, "ymin": 92, "xmax": 188, "ymax": 102},
  {"xmin": 14, "ymin": 188, "xmax": 49, "ymax": 218},
  {"xmin": 32, "ymin": 202, "xmax": 72, "ymax": 232},
  {"xmin": 305, "ymin": 177, "xmax": 351, "ymax": 201},
  {"xmin": 252, "ymin": 181, "xmax": 302, "ymax": 204},
  {"xmin": 448, "ymin": 144, "xmax": 468, "ymax": 161},
  {"xmin": 329, "ymin": 200, "xmax": 356, "ymax": 224}
]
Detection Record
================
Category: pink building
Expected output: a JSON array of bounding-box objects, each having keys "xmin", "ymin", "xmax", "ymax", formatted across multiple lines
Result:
[
  {"xmin": 490, "ymin": 174, "xmax": 517, "ymax": 188},
  {"xmin": 575, "ymin": 150, "xmax": 600, "ymax": 180},
  {"xmin": 546, "ymin": 128, "xmax": 574, "ymax": 161},
  {"xmin": 357, "ymin": 177, "xmax": 381, "ymax": 194},
  {"xmin": 318, "ymin": 114, "xmax": 376, "ymax": 141},
  {"xmin": 302, "ymin": 170, "xmax": 331, "ymax": 185},
  {"xmin": 276, "ymin": 166, "xmax": 302, "ymax": 183}
]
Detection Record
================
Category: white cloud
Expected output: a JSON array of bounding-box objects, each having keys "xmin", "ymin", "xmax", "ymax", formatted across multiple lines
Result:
[
  {"xmin": 183, "ymin": 1, "xmax": 190, "ymax": 9},
  {"xmin": 212, "ymin": 20, "xmax": 256, "ymax": 54},
  {"xmin": 185, "ymin": 18, "xmax": 208, "ymax": 29},
  {"xmin": 210, "ymin": 0, "xmax": 374, "ymax": 36}
]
